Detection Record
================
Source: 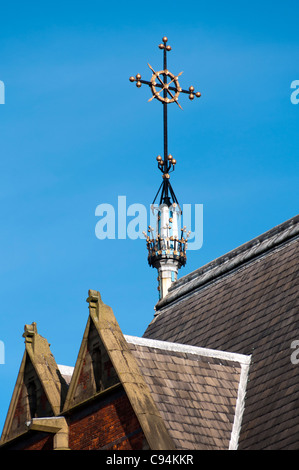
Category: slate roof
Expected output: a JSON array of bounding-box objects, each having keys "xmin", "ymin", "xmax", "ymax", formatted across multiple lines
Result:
[
  {"xmin": 58, "ymin": 365, "xmax": 74, "ymax": 386},
  {"xmin": 143, "ymin": 214, "xmax": 299, "ymax": 450},
  {"xmin": 125, "ymin": 335, "xmax": 250, "ymax": 450}
]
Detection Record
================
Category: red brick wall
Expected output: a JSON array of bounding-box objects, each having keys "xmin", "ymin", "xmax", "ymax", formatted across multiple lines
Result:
[
  {"xmin": 23, "ymin": 433, "xmax": 54, "ymax": 450},
  {"xmin": 2, "ymin": 432, "xmax": 54, "ymax": 450},
  {"xmin": 3, "ymin": 387, "xmax": 147, "ymax": 450},
  {"xmin": 69, "ymin": 389, "xmax": 147, "ymax": 450}
]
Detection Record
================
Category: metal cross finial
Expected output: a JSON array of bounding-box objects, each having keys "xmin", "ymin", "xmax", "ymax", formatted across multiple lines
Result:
[{"xmin": 130, "ymin": 36, "xmax": 201, "ymax": 206}]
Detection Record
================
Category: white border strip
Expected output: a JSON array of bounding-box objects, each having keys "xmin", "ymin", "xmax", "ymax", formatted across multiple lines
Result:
[
  {"xmin": 124, "ymin": 335, "xmax": 251, "ymax": 366},
  {"xmin": 229, "ymin": 361, "xmax": 251, "ymax": 450}
]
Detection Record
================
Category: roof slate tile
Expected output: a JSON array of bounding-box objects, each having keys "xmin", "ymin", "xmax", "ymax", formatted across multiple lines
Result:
[
  {"xmin": 144, "ymin": 215, "xmax": 299, "ymax": 449},
  {"xmin": 125, "ymin": 336, "xmax": 249, "ymax": 450}
]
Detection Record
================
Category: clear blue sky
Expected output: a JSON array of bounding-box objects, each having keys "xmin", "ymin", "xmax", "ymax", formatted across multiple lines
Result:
[{"xmin": 0, "ymin": 1, "xmax": 298, "ymax": 433}]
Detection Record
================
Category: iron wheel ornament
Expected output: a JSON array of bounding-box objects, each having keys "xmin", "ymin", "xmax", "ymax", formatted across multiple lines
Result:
[{"xmin": 148, "ymin": 66, "xmax": 183, "ymax": 107}]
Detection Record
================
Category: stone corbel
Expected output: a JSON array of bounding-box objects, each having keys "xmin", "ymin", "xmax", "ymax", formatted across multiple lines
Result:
[{"xmin": 26, "ymin": 417, "xmax": 69, "ymax": 450}]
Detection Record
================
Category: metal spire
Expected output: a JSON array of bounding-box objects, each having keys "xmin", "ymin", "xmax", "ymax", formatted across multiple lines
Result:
[
  {"xmin": 130, "ymin": 37, "xmax": 201, "ymax": 300},
  {"xmin": 129, "ymin": 36, "xmax": 201, "ymax": 207}
]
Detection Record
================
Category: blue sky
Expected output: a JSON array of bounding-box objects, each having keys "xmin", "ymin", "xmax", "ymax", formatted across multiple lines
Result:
[{"xmin": 0, "ymin": 1, "xmax": 298, "ymax": 433}]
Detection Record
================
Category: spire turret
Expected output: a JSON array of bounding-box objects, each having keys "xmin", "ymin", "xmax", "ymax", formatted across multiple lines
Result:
[{"xmin": 130, "ymin": 37, "xmax": 201, "ymax": 300}]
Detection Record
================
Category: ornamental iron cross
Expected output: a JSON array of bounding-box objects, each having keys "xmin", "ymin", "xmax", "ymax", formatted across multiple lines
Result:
[{"xmin": 130, "ymin": 36, "xmax": 201, "ymax": 206}]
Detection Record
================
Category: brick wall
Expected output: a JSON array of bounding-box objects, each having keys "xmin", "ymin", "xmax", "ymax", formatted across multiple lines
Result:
[
  {"xmin": 23, "ymin": 433, "xmax": 54, "ymax": 450},
  {"xmin": 3, "ymin": 386, "xmax": 147, "ymax": 450},
  {"xmin": 69, "ymin": 387, "xmax": 147, "ymax": 450},
  {"xmin": 1, "ymin": 432, "xmax": 54, "ymax": 450}
]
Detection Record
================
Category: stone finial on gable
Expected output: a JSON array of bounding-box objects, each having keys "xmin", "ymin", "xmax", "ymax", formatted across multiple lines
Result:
[
  {"xmin": 86, "ymin": 290, "xmax": 102, "ymax": 320},
  {"xmin": 22, "ymin": 322, "xmax": 38, "ymax": 350}
]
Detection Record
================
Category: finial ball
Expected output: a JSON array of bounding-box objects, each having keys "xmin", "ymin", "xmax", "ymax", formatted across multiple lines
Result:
[
  {"xmin": 156, "ymin": 155, "xmax": 162, "ymax": 162},
  {"xmin": 172, "ymin": 159, "xmax": 177, "ymax": 165},
  {"xmin": 189, "ymin": 86, "xmax": 194, "ymax": 92},
  {"xmin": 158, "ymin": 43, "xmax": 165, "ymax": 49},
  {"xmin": 136, "ymin": 73, "xmax": 141, "ymax": 80},
  {"xmin": 129, "ymin": 76, "xmax": 135, "ymax": 82},
  {"xmin": 166, "ymin": 45, "xmax": 171, "ymax": 51},
  {"xmin": 195, "ymin": 92, "xmax": 201, "ymax": 97},
  {"xmin": 162, "ymin": 36, "xmax": 168, "ymax": 43},
  {"xmin": 136, "ymin": 81, "xmax": 142, "ymax": 88},
  {"xmin": 189, "ymin": 93, "xmax": 194, "ymax": 100}
]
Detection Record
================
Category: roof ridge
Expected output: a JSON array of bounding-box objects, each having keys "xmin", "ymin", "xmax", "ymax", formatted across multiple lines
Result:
[
  {"xmin": 156, "ymin": 214, "xmax": 299, "ymax": 310},
  {"xmin": 124, "ymin": 334, "xmax": 251, "ymax": 365}
]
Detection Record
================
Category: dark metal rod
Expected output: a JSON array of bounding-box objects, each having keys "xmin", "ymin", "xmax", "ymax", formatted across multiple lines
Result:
[
  {"xmin": 138, "ymin": 79, "xmax": 192, "ymax": 95},
  {"xmin": 163, "ymin": 103, "xmax": 168, "ymax": 168},
  {"xmin": 152, "ymin": 180, "xmax": 164, "ymax": 205},
  {"xmin": 159, "ymin": 179, "xmax": 167, "ymax": 205},
  {"xmin": 168, "ymin": 181, "xmax": 179, "ymax": 205},
  {"xmin": 163, "ymin": 45, "xmax": 168, "ymax": 174}
]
